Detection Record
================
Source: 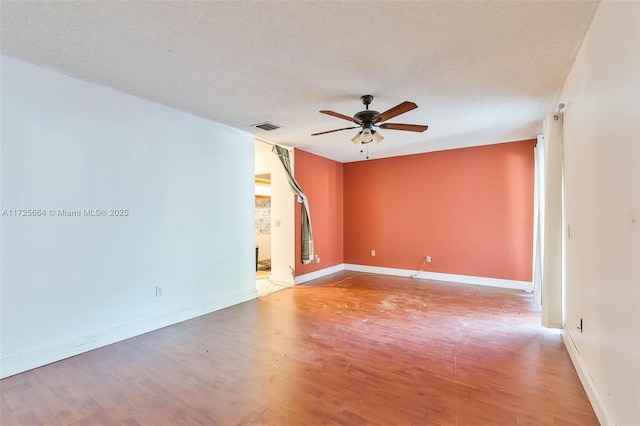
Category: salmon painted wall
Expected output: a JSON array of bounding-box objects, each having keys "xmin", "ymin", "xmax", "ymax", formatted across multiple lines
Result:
[
  {"xmin": 343, "ymin": 140, "xmax": 536, "ymax": 282},
  {"xmin": 294, "ymin": 149, "xmax": 344, "ymax": 275}
]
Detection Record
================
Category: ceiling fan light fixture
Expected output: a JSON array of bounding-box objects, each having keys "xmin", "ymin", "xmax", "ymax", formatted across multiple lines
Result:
[
  {"xmin": 372, "ymin": 130, "xmax": 384, "ymax": 144},
  {"xmin": 360, "ymin": 128, "xmax": 374, "ymax": 143},
  {"xmin": 351, "ymin": 132, "xmax": 362, "ymax": 145}
]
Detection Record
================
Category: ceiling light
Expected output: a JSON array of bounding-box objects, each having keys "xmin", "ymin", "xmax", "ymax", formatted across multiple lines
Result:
[
  {"xmin": 372, "ymin": 130, "xmax": 384, "ymax": 144},
  {"xmin": 360, "ymin": 128, "xmax": 374, "ymax": 143},
  {"xmin": 352, "ymin": 128, "xmax": 384, "ymax": 145},
  {"xmin": 351, "ymin": 132, "xmax": 362, "ymax": 145}
]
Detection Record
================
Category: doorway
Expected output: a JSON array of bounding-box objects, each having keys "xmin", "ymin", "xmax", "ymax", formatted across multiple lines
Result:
[
  {"xmin": 255, "ymin": 174, "xmax": 272, "ymax": 280},
  {"xmin": 254, "ymin": 140, "xmax": 295, "ymax": 296}
]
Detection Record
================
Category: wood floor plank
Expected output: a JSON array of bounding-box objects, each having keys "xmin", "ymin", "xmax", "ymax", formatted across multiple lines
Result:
[{"xmin": 1, "ymin": 273, "xmax": 598, "ymax": 425}]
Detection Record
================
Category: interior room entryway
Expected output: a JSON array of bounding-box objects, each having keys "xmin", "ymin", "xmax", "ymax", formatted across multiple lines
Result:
[
  {"xmin": 254, "ymin": 140, "xmax": 295, "ymax": 296},
  {"xmin": 255, "ymin": 173, "xmax": 272, "ymax": 280}
]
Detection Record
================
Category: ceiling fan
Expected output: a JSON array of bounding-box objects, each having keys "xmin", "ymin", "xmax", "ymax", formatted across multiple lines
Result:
[{"xmin": 311, "ymin": 95, "xmax": 428, "ymax": 145}]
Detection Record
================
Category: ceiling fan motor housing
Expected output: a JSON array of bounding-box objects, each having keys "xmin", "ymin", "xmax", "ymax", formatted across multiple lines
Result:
[{"xmin": 354, "ymin": 110, "xmax": 379, "ymax": 125}]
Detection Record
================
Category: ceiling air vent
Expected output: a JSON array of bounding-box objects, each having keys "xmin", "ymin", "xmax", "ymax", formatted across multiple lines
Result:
[{"xmin": 252, "ymin": 121, "xmax": 281, "ymax": 131}]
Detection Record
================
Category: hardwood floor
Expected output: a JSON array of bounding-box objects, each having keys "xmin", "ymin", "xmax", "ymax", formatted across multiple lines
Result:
[{"xmin": 1, "ymin": 272, "xmax": 598, "ymax": 425}]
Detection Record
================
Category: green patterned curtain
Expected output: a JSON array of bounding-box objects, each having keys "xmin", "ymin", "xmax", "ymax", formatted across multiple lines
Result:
[{"xmin": 272, "ymin": 146, "xmax": 314, "ymax": 264}]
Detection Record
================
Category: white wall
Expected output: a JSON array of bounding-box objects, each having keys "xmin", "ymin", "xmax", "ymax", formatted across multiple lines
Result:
[
  {"xmin": 560, "ymin": 2, "xmax": 639, "ymax": 425},
  {"xmin": 254, "ymin": 141, "xmax": 295, "ymax": 284},
  {"xmin": 0, "ymin": 56, "xmax": 256, "ymax": 378},
  {"xmin": 255, "ymin": 233, "xmax": 271, "ymax": 260}
]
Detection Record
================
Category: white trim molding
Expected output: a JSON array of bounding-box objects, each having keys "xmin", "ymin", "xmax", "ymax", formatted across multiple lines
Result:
[
  {"xmin": 561, "ymin": 328, "xmax": 615, "ymax": 426},
  {"xmin": 343, "ymin": 264, "xmax": 533, "ymax": 291},
  {"xmin": 294, "ymin": 263, "xmax": 345, "ymax": 284},
  {"xmin": 0, "ymin": 289, "xmax": 256, "ymax": 379},
  {"xmin": 268, "ymin": 277, "xmax": 295, "ymax": 287}
]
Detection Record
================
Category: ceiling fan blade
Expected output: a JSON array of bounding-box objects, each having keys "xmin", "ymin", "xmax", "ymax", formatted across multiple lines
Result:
[
  {"xmin": 320, "ymin": 110, "xmax": 362, "ymax": 124},
  {"xmin": 311, "ymin": 126, "xmax": 359, "ymax": 136},
  {"xmin": 378, "ymin": 123, "xmax": 429, "ymax": 132},
  {"xmin": 375, "ymin": 101, "xmax": 418, "ymax": 123}
]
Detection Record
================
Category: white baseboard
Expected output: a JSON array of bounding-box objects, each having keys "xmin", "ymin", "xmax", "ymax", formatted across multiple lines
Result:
[
  {"xmin": 561, "ymin": 328, "xmax": 614, "ymax": 426},
  {"xmin": 294, "ymin": 263, "xmax": 345, "ymax": 284},
  {"xmin": 269, "ymin": 277, "xmax": 295, "ymax": 287},
  {"xmin": 343, "ymin": 264, "xmax": 533, "ymax": 291},
  {"xmin": 0, "ymin": 289, "xmax": 256, "ymax": 379},
  {"xmin": 344, "ymin": 263, "xmax": 416, "ymax": 278}
]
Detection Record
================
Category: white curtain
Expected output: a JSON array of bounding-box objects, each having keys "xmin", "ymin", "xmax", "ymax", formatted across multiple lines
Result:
[
  {"xmin": 541, "ymin": 112, "xmax": 564, "ymax": 328},
  {"xmin": 532, "ymin": 135, "xmax": 544, "ymax": 306}
]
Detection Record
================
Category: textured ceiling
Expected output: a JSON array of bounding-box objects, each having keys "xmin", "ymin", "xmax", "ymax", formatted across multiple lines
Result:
[{"xmin": 1, "ymin": 1, "xmax": 598, "ymax": 162}]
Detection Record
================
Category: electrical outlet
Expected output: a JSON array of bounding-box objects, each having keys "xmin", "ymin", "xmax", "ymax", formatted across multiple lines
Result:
[
  {"xmin": 156, "ymin": 286, "xmax": 163, "ymax": 297},
  {"xmin": 371, "ymin": 249, "xmax": 376, "ymax": 256},
  {"xmin": 315, "ymin": 254, "xmax": 320, "ymax": 263},
  {"xmin": 427, "ymin": 256, "xmax": 432, "ymax": 263}
]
